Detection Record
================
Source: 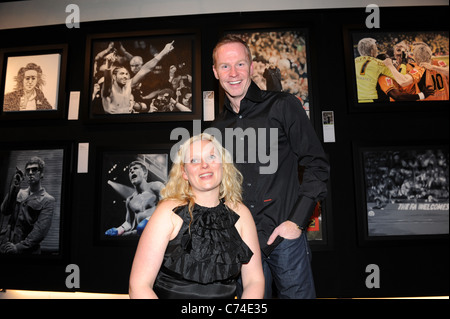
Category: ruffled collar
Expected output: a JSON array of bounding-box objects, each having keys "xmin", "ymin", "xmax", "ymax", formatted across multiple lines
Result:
[{"xmin": 161, "ymin": 201, "xmax": 253, "ymax": 284}]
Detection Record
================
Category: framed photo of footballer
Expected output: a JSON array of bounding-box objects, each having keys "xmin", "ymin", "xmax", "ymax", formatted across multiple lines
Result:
[
  {"xmin": 353, "ymin": 141, "xmax": 449, "ymax": 244},
  {"xmin": 95, "ymin": 145, "xmax": 170, "ymax": 244},
  {"xmin": 0, "ymin": 142, "xmax": 72, "ymax": 259},
  {"xmin": 84, "ymin": 29, "xmax": 201, "ymax": 123},
  {"xmin": 221, "ymin": 26, "xmax": 314, "ymax": 118},
  {"xmin": 343, "ymin": 28, "xmax": 449, "ymax": 112},
  {"xmin": 0, "ymin": 44, "xmax": 68, "ymax": 121}
]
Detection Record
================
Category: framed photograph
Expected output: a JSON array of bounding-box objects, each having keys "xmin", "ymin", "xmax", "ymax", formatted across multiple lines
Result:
[
  {"xmin": 96, "ymin": 146, "xmax": 171, "ymax": 244},
  {"xmin": 300, "ymin": 157, "xmax": 332, "ymax": 250},
  {"xmin": 353, "ymin": 142, "xmax": 449, "ymax": 243},
  {"xmin": 0, "ymin": 44, "xmax": 68, "ymax": 120},
  {"xmin": 306, "ymin": 200, "xmax": 330, "ymax": 251},
  {"xmin": 224, "ymin": 27, "xmax": 313, "ymax": 118},
  {"xmin": 0, "ymin": 142, "xmax": 72, "ymax": 258},
  {"xmin": 344, "ymin": 28, "xmax": 449, "ymax": 112},
  {"xmin": 84, "ymin": 30, "xmax": 201, "ymax": 122}
]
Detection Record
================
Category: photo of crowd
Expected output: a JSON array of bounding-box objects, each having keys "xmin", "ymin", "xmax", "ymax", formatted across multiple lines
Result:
[
  {"xmin": 363, "ymin": 148, "xmax": 448, "ymax": 206},
  {"xmin": 361, "ymin": 147, "xmax": 449, "ymax": 237},
  {"xmin": 351, "ymin": 31, "xmax": 449, "ymax": 103},
  {"xmin": 230, "ymin": 30, "xmax": 311, "ymax": 115}
]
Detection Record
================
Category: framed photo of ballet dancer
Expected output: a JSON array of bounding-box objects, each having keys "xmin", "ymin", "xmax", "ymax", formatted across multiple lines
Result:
[
  {"xmin": 353, "ymin": 141, "xmax": 449, "ymax": 244},
  {"xmin": 221, "ymin": 26, "xmax": 314, "ymax": 119},
  {"xmin": 343, "ymin": 27, "xmax": 449, "ymax": 112},
  {"xmin": 95, "ymin": 146, "xmax": 170, "ymax": 244},
  {"xmin": 0, "ymin": 44, "xmax": 68, "ymax": 121},
  {"xmin": 84, "ymin": 29, "xmax": 201, "ymax": 123},
  {"xmin": 0, "ymin": 141, "xmax": 72, "ymax": 259}
]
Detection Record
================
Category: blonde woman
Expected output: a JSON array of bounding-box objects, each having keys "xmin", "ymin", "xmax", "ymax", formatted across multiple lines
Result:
[{"xmin": 129, "ymin": 133, "xmax": 264, "ymax": 299}]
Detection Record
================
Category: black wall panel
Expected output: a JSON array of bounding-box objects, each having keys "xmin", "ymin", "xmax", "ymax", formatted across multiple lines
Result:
[{"xmin": 0, "ymin": 6, "xmax": 448, "ymax": 298}]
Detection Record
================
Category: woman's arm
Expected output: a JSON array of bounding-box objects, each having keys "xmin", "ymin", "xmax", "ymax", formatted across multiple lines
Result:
[
  {"xmin": 128, "ymin": 200, "xmax": 179, "ymax": 299},
  {"xmin": 233, "ymin": 203, "xmax": 265, "ymax": 299}
]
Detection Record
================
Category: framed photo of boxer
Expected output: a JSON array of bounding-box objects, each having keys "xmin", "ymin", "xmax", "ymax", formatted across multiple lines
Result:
[
  {"xmin": 84, "ymin": 29, "xmax": 201, "ymax": 123},
  {"xmin": 0, "ymin": 44, "xmax": 68, "ymax": 121},
  {"xmin": 95, "ymin": 145, "xmax": 170, "ymax": 244},
  {"xmin": 353, "ymin": 141, "xmax": 449, "ymax": 244},
  {"xmin": 343, "ymin": 28, "xmax": 449, "ymax": 112}
]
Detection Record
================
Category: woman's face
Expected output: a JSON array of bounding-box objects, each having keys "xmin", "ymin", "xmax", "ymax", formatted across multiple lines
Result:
[
  {"xmin": 182, "ymin": 140, "xmax": 223, "ymax": 195},
  {"xmin": 23, "ymin": 70, "xmax": 38, "ymax": 92}
]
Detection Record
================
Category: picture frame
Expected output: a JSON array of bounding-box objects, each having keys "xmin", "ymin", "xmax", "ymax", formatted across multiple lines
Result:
[
  {"xmin": 343, "ymin": 27, "xmax": 449, "ymax": 112},
  {"xmin": 0, "ymin": 44, "xmax": 68, "ymax": 121},
  {"xmin": 301, "ymin": 156, "xmax": 333, "ymax": 250},
  {"xmin": 0, "ymin": 141, "xmax": 72, "ymax": 259},
  {"xmin": 353, "ymin": 141, "xmax": 449, "ymax": 244},
  {"xmin": 84, "ymin": 29, "xmax": 201, "ymax": 123},
  {"xmin": 222, "ymin": 26, "xmax": 314, "ymax": 118},
  {"xmin": 95, "ymin": 145, "xmax": 171, "ymax": 245}
]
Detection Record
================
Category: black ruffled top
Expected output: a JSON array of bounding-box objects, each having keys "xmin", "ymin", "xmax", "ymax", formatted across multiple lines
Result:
[{"xmin": 153, "ymin": 201, "xmax": 253, "ymax": 299}]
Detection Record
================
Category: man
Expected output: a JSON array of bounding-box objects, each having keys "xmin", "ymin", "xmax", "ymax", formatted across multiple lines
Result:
[
  {"xmin": 0, "ymin": 157, "xmax": 55, "ymax": 254},
  {"xmin": 211, "ymin": 35, "xmax": 329, "ymax": 299},
  {"xmin": 354, "ymin": 38, "xmax": 394, "ymax": 102},
  {"xmin": 3, "ymin": 63, "xmax": 53, "ymax": 111},
  {"xmin": 101, "ymin": 41, "xmax": 174, "ymax": 114},
  {"xmin": 384, "ymin": 42, "xmax": 449, "ymax": 101},
  {"xmin": 105, "ymin": 160, "xmax": 164, "ymax": 236},
  {"xmin": 263, "ymin": 56, "xmax": 282, "ymax": 92}
]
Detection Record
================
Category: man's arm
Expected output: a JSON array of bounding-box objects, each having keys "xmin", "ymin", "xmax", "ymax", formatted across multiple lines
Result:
[
  {"xmin": 420, "ymin": 62, "xmax": 449, "ymax": 77},
  {"xmin": 383, "ymin": 58, "xmax": 414, "ymax": 87},
  {"xmin": 131, "ymin": 41, "xmax": 175, "ymax": 87},
  {"xmin": 284, "ymin": 95, "xmax": 330, "ymax": 229}
]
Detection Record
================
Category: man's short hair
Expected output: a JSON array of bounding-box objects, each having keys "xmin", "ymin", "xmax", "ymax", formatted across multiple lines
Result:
[
  {"xmin": 25, "ymin": 156, "xmax": 45, "ymax": 173},
  {"xmin": 213, "ymin": 34, "xmax": 253, "ymax": 66}
]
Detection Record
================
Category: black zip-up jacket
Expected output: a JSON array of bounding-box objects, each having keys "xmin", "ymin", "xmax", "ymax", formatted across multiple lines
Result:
[{"xmin": 212, "ymin": 81, "xmax": 329, "ymax": 255}]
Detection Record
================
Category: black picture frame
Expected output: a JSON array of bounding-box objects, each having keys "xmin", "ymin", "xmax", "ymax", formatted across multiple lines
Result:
[
  {"xmin": 221, "ymin": 25, "xmax": 314, "ymax": 118},
  {"xmin": 0, "ymin": 44, "xmax": 68, "ymax": 121},
  {"xmin": 95, "ymin": 145, "xmax": 172, "ymax": 245},
  {"xmin": 302, "ymin": 155, "xmax": 333, "ymax": 251},
  {"xmin": 343, "ymin": 27, "xmax": 449, "ymax": 113},
  {"xmin": 84, "ymin": 29, "xmax": 202, "ymax": 123},
  {"xmin": 0, "ymin": 141, "xmax": 72, "ymax": 260},
  {"xmin": 353, "ymin": 141, "xmax": 449, "ymax": 244}
]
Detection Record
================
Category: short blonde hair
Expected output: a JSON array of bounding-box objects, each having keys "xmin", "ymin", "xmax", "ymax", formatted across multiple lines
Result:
[
  {"xmin": 212, "ymin": 34, "xmax": 253, "ymax": 67},
  {"xmin": 413, "ymin": 43, "xmax": 433, "ymax": 64},
  {"xmin": 357, "ymin": 38, "xmax": 377, "ymax": 57},
  {"xmin": 161, "ymin": 133, "xmax": 243, "ymax": 213}
]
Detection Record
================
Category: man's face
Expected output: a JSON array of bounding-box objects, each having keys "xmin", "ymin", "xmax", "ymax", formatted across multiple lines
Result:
[
  {"xmin": 130, "ymin": 58, "xmax": 143, "ymax": 74},
  {"xmin": 25, "ymin": 164, "xmax": 42, "ymax": 185},
  {"xmin": 23, "ymin": 70, "xmax": 38, "ymax": 92},
  {"xmin": 393, "ymin": 45, "xmax": 405, "ymax": 63},
  {"xmin": 114, "ymin": 68, "xmax": 130, "ymax": 86},
  {"xmin": 213, "ymin": 42, "xmax": 253, "ymax": 109},
  {"xmin": 129, "ymin": 164, "xmax": 146, "ymax": 186}
]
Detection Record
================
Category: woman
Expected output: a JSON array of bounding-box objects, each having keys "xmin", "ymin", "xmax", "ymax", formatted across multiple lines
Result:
[
  {"xmin": 3, "ymin": 63, "xmax": 52, "ymax": 111},
  {"xmin": 129, "ymin": 133, "xmax": 264, "ymax": 299}
]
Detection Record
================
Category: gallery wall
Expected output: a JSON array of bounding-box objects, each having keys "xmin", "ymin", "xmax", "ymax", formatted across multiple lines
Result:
[{"xmin": 0, "ymin": 5, "xmax": 448, "ymax": 298}]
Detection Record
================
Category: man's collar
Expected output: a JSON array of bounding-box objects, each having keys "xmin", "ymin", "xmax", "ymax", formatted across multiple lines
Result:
[{"xmin": 224, "ymin": 81, "xmax": 264, "ymax": 113}]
